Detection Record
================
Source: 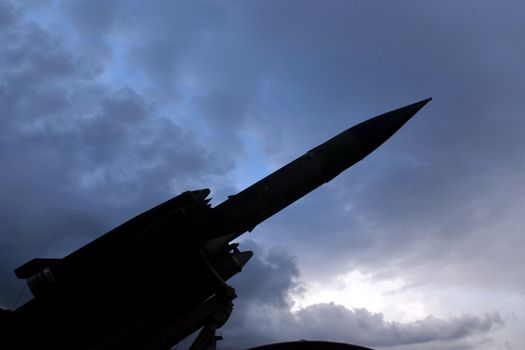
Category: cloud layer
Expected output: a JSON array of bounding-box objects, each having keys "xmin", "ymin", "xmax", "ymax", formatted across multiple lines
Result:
[
  {"xmin": 1, "ymin": 1, "xmax": 524, "ymax": 349},
  {"xmin": 221, "ymin": 242, "xmax": 504, "ymax": 349},
  {"xmin": 0, "ymin": 0, "xmax": 228, "ymax": 302}
]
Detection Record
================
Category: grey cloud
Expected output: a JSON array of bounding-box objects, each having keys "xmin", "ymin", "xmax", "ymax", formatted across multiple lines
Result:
[
  {"xmin": 125, "ymin": 1, "xmax": 232, "ymax": 96},
  {"xmin": 62, "ymin": 0, "xmax": 120, "ymax": 37},
  {"xmin": 0, "ymin": 0, "xmax": 14, "ymax": 29},
  {"xmin": 58, "ymin": 0, "xmax": 123, "ymax": 63},
  {"xmin": 291, "ymin": 305, "xmax": 503, "ymax": 347},
  {"xmin": 219, "ymin": 242, "xmax": 503, "ymax": 350},
  {"xmin": 0, "ymin": 1, "xmax": 227, "ymax": 306}
]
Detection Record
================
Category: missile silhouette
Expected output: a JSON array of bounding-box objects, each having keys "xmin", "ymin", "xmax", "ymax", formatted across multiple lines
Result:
[
  {"xmin": 208, "ymin": 97, "xmax": 432, "ymax": 249},
  {"xmin": 2, "ymin": 98, "xmax": 431, "ymax": 350}
]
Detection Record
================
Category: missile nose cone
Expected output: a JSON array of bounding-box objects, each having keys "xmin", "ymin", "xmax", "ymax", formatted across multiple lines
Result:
[
  {"xmin": 308, "ymin": 98, "xmax": 431, "ymax": 181},
  {"xmin": 351, "ymin": 97, "xmax": 431, "ymax": 157}
]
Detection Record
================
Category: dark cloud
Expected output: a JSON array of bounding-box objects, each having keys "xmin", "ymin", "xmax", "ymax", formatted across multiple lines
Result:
[
  {"xmin": 0, "ymin": 0, "xmax": 227, "ymax": 305},
  {"xmin": 229, "ymin": 240, "xmax": 302, "ymax": 308}
]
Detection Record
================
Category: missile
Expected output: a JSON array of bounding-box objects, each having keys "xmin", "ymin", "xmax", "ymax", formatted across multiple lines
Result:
[
  {"xmin": 210, "ymin": 97, "xmax": 432, "ymax": 246},
  {"xmin": 4, "ymin": 98, "xmax": 431, "ymax": 350}
]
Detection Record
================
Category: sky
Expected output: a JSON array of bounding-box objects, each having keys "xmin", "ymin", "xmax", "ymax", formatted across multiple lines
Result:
[{"xmin": 1, "ymin": 1, "xmax": 524, "ymax": 349}]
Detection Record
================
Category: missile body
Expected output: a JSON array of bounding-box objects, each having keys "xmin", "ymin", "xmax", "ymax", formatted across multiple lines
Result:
[
  {"xmin": 212, "ymin": 98, "xmax": 431, "ymax": 241},
  {"xmin": 2, "ymin": 98, "xmax": 430, "ymax": 350}
]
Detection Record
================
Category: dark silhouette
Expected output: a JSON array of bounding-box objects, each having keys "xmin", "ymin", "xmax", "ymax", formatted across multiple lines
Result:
[{"xmin": 0, "ymin": 98, "xmax": 431, "ymax": 350}]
